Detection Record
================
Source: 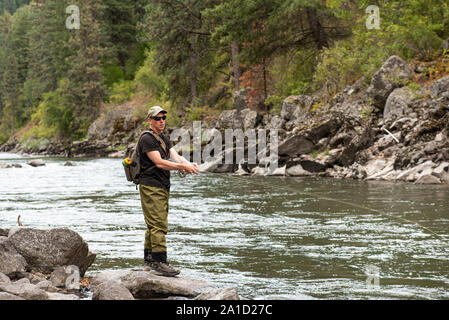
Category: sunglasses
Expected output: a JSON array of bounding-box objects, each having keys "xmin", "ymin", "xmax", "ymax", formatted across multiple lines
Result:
[{"xmin": 152, "ymin": 115, "xmax": 166, "ymax": 121}]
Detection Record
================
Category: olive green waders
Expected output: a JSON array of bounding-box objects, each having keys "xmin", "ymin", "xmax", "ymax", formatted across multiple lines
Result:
[{"xmin": 139, "ymin": 184, "xmax": 169, "ymax": 262}]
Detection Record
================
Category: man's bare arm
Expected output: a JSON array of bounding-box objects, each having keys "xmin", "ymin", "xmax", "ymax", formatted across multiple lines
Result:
[{"xmin": 147, "ymin": 150, "xmax": 198, "ymax": 174}]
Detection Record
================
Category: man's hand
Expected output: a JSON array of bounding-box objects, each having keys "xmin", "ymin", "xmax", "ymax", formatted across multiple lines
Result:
[{"xmin": 182, "ymin": 162, "xmax": 199, "ymax": 175}]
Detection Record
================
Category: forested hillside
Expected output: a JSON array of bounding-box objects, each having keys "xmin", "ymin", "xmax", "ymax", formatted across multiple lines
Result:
[{"xmin": 0, "ymin": 0, "xmax": 448, "ymax": 146}]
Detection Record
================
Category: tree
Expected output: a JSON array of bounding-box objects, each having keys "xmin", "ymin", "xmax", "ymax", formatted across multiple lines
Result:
[
  {"xmin": 140, "ymin": 0, "xmax": 216, "ymax": 110},
  {"xmin": 2, "ymin": 54, "xmax": 20, "ymax": 137},
  {"xmin": 64, "ymin": 0, "xmax": 106, "ymax": 137}
]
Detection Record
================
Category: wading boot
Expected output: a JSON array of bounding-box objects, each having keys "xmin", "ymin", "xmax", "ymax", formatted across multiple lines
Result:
[{"xmin": 151, "ymin": 261, "xmax": 180, "ymax": 277}]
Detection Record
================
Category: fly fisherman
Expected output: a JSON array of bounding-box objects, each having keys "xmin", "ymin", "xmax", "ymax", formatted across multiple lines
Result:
[{"xmin": 139, "ymin": 106, "xmax": 199, "ymax": 276}]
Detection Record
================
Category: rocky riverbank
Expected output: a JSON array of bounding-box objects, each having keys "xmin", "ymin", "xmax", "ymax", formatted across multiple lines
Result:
[
  {"xmin": 1, "ymin": 55, "xmax": 448, "ymax": 185},
  {"xmin": 0, "ymin": 227, "xmax": 239, "ymax": 300}
]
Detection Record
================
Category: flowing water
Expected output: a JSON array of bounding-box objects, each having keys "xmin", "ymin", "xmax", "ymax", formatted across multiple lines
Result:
[{"xmin": 1, "ymin": 152, "xmax": 448, "ymax": 300}]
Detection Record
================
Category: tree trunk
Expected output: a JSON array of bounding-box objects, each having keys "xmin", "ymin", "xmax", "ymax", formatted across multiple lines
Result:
[
  {"xmin": 231, "ymin": 40, "xmax": 241, "ymax": 91},
  {"xmin": 306, "ymin": 7, "xmax": 328, "ymax": 50},
  {"xmin": 189, "ymin": 33, "xmax": 198, "ymax": 106}
]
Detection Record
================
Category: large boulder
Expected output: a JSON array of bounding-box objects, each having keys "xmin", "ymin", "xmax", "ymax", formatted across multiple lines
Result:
[
  {"xmin": 430, "ymin": 75, "xmax": 449, "ymax": 99},
  {"xmin": 91, "ymin": 270, "xmax": 212, "ymax": 299},
  {"xmin": 367, "ymin": 56, "xmax": 414, "ymax": 109},
  {"xmin": 383, "ymin": 87, "xmax": 414, "ymax": 122},
  {"xmin": 0, "ymin": 237, "xmax": 28, "ymax": 279},
  {"xmin": 7, "ymin": 228, "xmax": 96, "ymax": 277}
]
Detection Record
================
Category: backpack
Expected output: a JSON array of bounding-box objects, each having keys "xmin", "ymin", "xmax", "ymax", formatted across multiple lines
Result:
[{"xmin": 123, "ymin": 130, "xmax": 168, "ymax": 187}]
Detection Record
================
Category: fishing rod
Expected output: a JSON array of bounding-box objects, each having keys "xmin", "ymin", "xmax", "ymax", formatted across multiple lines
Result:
[{"xmin": 186, "ymin": 169, "xmax": 449, "ymax": 241}]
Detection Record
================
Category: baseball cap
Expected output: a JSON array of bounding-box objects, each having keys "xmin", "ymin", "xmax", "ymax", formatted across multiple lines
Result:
[{"xmin": 147, "ymin": 106, "xmax": 167, "ymax": 119}]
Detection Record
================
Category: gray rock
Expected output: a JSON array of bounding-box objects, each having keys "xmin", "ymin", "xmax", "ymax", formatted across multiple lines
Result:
[
  {"xmin": 36, "ymin": 280, "xmax": 59, "ymax": 292},
  {"xmin": 92, "ymin": 280, "xmax": 135, "ymax": 300},
  {"xmin": 0, "ymin": 292, "xmax": 26, "ymax": 300},
  {"xmin": 195, "ymin": 287, "xmax": 240, "ymax": 300},
  {"xmin": 415, "ymin": 174, "xmax": 441, "ymax": 184},
  {"xmin": 337, "ymin": 127, "xmax": 375, "ymax": 166},
  {"xmin": 46, "ymin": 292, "xmax": 80, "ymax": 300},
  {"xmin": 280, "ymin": 95, "xmax": 314, "ymax": 122},
  {"xmin": 64, "ymin": 161, "xmax": 75, "ymax": 166},
  {"xmin": 267, "ymin": 116, "xmax": 285, "ymax": 130},
  {"xmin": 278, "ymin": 134, "xmax": 315, "ymax": 157},
  {"xmin": 286, "ymin": 164, "xmax": 313, "ymax": 176},
  {"xmin": 216, "ymin": 109, "xmax": 238, "ymax": 129},
  {"xmin": 367, "ymin": 56, "xmax": 414, "ymax": 109},
  {"xmin": 8, "ymin": 228, "xmax": 96, "ymax": 277},
  {"xmin": 27, "ymin": 159, "xmax": 45, "ymax": 167},
  {"xmin": 49, "ymin": 266, "xmax": 71, "ymax": 287},
  {"xmin": 0, "ymin": 281, "xmax": 48, "ymax": 300},
  {"xmin": 430, "ymin": 75, "xmax": 449, "ymax": 99},
  {"xmin": 0, "ymin": 237, "xmax": 28, "ymax": 279},
  {"xmin": 121, "ymin": 271, "xmax": 212, "ymax": 299},
  {"xmin": 91, "ymin": 270, "xmax": 212, "ymax": 299},
  {"xmin": 240, "ymin": 108, "xmax": 259, "ymax": 130},
  {"xmin": 384, "ymin": 87, "xmax": 414, "ymax": 122},
  {"xmin": 0, "ymin": 228, "xmax": 9, "ymax": 237},
  {"xmin": 0, "ymin": 271, "xmax": 11, "ymax": 283}
]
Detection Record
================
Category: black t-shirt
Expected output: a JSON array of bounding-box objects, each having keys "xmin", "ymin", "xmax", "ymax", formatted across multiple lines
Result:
[{"xmin": 138, "ymin": 131, "xmax": 172, "ymax": 191}]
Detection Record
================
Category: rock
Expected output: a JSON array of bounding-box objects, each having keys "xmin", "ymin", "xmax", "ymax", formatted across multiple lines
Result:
[
  {"xmin": 0, "ymin": 292, "xmax": 26, "ymax": 300},
  {"xmin": 46, "ymin": 292, "xmax": 80, "ymax": 300},
  {"xmin": 8, "ymin": 228, "xmax": 96, "ymax": 277},
  {"xmin": 91, "ymin": 270, "xmax": 213, "ymax": 299},
  {"xmin": 92, "ymin": 280, "xmax": 135, "ymax": 300},
  {"xmin": 0, "ymin": 272, "xmax": 11, "ymax": 283},
  {"xmin": 121, "ymin": 271, "xmax": 212, "ymax": 299},
  {"xmin": 430, "ymin": 76, "xmax": 449, "ymax": 99},
  {"xmin": 64, "ymin": 161, "xmax": 74, "ymax": 166},
  {"xmin": 367, "ymin": 56, "xmax": 414, "ymax": 109},
  {"xmin": 329, "ymin": 132, "xmax": 354, "ymax": 148},
  {"xmin": 415, "ymin": 174, "xmax": 441, "ymax": 184},
  {"xmin": 215, "ymin": 109, "xmax": 238, "ymax": 129},
  {"xmin": 280, "ymin": 95, "xmax": 314, "ymax": 122},
  {"xmin": 278, "ymin": 134, "xmax": 315, "ymax": 157},
  {"xmin": 286, "ymin": 164, "xmax": 313, "ymax": 176},
  {"xmin": 27, "ymin": 159, "xmax": 45, "ymax": 167},
  {"xmin": 383, "ymin": 87, "xmax": 414, "ymax": 122},
  {"xmin": 36, "ymin": 280, "xmax": 59, "ymax": 293},
  {"xmin": 0, "ymin": 281, "xmax": 48, "ymax": 300},
  {"xmin": 240, "ymin": 108, "xmax": 260, "ymax": 130},
  {"xmin": 49, "ymin": 266, "xmax": 72, "ymax": 287},
  {"xmin": 195, "ymin": 287, "xmax": 240, "ymax": 300},
  {"xmin": 0, "ymin": 228, "xmax": 9, "ymax": 237},
  {"xmin": 0, "ymin": 237, "xmax": 28, "ymax": 279},
  {"xmin": 337, "ymin": 127, "xmax": 375, "ymax": 166},
  {"xmin": 267, "ymin": 116, "xmax": 285, "ymax": 130}
]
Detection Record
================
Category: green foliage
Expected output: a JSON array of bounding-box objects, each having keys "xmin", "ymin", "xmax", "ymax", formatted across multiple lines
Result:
[
  {"xmin": 109, "ymin": 80, "xmax": 135, "ymax": 105},
  {"xmin": 135, "ymin": 50, "xmax": 168, "ymax": 100}
]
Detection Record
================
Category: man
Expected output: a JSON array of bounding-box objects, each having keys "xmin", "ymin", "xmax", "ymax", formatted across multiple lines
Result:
[{"xmin": 139, "ymin": 105, "xmax": 199, "ymax": 277}]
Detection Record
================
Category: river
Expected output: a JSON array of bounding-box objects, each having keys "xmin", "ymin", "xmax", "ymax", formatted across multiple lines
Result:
[{"xmin": 0, "ymin": 152, "xmax": 448, "ymax": 299}]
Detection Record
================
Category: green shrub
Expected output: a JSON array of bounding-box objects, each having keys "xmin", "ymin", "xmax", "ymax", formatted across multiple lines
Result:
[{"xmin": 109, "ymin": 80, "xmax": 135, "ymax": 105}]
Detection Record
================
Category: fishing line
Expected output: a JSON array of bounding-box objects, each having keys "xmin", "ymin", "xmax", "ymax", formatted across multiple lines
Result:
[{"xmin": 194, "ymin": 170, "xmax": 448, "ymax": 241}]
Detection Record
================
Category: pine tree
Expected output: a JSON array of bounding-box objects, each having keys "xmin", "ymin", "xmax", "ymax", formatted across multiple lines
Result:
[{"xmin": 64, "ymin": 0, "xmax": 106, "ymax": 138}]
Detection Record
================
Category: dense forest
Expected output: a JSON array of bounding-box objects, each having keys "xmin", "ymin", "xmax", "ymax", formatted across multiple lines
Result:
[{"xmin": 0, "ymin": 0, "xmax": 448, "ymax": 146}]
